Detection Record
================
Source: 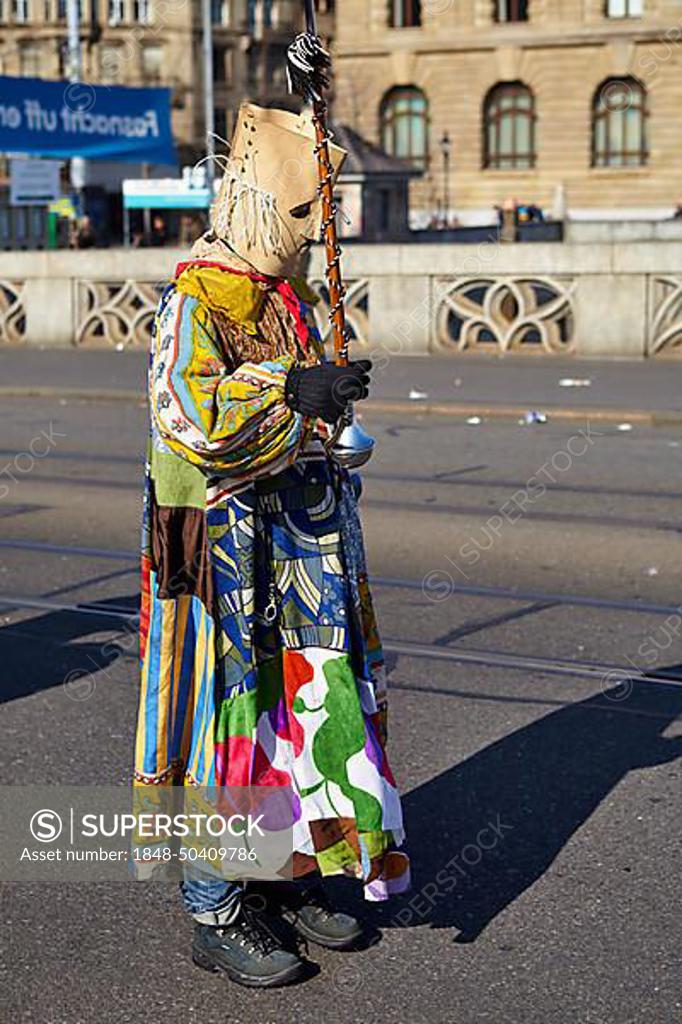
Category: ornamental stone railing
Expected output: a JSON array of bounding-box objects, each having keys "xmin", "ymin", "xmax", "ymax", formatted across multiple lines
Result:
[{"xmin": 1, "ymin": 240, "xmax": 682, "ymax": 357}]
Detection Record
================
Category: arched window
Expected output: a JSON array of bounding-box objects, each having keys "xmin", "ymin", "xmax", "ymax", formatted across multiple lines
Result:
[
  {"xmin": 592, "ymin": 77, "xmax": 647, "ymax": 166},
  {"xmin": 483, "ymin": 82, "xmax": 535, "ymax": 169},
  {"xmin": 380, "ymin": 86, "xmax": 429, "ymax": 169}
]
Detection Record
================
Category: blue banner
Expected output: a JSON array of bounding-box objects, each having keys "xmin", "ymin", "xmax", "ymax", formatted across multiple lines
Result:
[{"xmin": 0, "ymin": 76, "xmax": 176, "ymax": 165}]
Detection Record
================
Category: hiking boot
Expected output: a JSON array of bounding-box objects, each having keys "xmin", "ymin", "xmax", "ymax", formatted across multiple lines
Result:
[
  {"xmin": 192, "ymin": 904, "xmax": 307, "ymax": 988},
  {"xmin": 262, "ymin": 882, "xmax": 364, "ymax": 951}
]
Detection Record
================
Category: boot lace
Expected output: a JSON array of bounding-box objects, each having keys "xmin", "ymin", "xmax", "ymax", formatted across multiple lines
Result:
[
  {"xmin": 300, "ymin": 886, "xmax": 336, "ymax": 922},
  {"xmin": 223, "ymin": 905, "xmax": 281, "ymax": 958}
]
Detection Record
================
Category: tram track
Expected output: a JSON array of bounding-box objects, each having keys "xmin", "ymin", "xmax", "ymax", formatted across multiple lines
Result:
[
  {"xmin": 0, "ymin": 537, "xmax": 680, "ymax": 617},
  {"xmin": 1, "ymin": 589, "xmax": 681, "ymax": 691},
  {"xmin": 4, "ymin": 457, "xmax": 682, "ymax": 504},
  {"xmin": 3, "ymin": 469, "xmax": 682, "ymax": 533}
]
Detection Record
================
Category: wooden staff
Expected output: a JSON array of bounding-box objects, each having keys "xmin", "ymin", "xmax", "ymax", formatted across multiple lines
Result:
[{"xmin": 304, "ymin": 0, "xmax": 348, "ymax": 368}]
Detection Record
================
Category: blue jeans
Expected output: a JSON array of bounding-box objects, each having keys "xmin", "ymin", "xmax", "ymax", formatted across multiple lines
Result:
[
  {"xmin": 181, "ymin": 875, "xmax": 318, "ymax": 924},
  {"xmin": 181, "ymin": 877, "xmax": 243, "ymax": 925}
]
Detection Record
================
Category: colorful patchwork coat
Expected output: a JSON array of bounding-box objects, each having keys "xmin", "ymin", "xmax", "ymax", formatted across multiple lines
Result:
[{"xmin": 134, "ymin": 259, "xmax": 410, "ymax": 900}]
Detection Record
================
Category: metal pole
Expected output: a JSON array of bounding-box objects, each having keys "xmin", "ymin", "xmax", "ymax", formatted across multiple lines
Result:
[
  {"xmin": 304, "ymin": 0, "xmax": 316, "ymax": 34},
  {"xmin": 66, "ymin": 0, "xmax": 81, "ymax": 84},
  {"xmin": 66, "ymin": 0, "xmax": 86, "ymax": 209},
  {"xmin": 201, "ymin": 0, "xmax": 215, "ymax": 192}
]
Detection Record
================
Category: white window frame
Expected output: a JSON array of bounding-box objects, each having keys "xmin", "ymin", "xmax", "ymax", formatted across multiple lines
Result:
[
  {"xmin": 13, "ymin": 0, "xmax": 31, "ymax": 23},
  {"xmin": 133, "ymin": 0, "xmax": 151, "ymax": 24},
  {"xmin": 141, "ymin": 43, "xmax": 163, "ymax": 79},
  {"xmin": 606, "ymin": 0, "xmax": 643, "ymax": 18},
  {"xmin": 108, "ymin": 0, "xmax": 125, "ymax": 25}
]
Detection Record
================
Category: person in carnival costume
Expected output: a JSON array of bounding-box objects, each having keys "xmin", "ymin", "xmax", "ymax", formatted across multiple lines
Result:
[{"xmin": 134, "ymin": 66, "xmax": 410, "ymax": 988}]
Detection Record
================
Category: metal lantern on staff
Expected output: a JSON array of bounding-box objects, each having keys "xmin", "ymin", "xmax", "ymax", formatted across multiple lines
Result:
[{"xmin": 287, "ymin": 1, "xmax": 376, "ymax": 469}]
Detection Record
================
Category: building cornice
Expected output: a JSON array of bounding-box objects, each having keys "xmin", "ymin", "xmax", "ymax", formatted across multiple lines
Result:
[{"xmin": 335, "ymin": 24, "xmax": 678, "ymax": 59}]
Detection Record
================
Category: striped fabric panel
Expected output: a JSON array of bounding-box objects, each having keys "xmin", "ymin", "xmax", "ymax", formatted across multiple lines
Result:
[{"xmin": 135, "ymin": 569, "xmax": 216, "ymax": 785}]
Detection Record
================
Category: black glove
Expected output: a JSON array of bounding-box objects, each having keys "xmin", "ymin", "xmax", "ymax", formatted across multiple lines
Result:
[{"xmin": 285, "ymin": 360, "xmax": 372, "ymax": 424}]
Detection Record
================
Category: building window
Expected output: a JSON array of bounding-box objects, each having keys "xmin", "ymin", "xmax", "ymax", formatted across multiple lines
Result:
[
  {"xmin": 19, "ymin": 41, "xmax": 41, "ymax": 74},
  {"xmin": 45, "ymin": 0, "xmax": 66, "ymax": 18},
  {"xmin": 380, "ymin": 86, "xmax": 428, "ymax": 168},
  {"xmin": 213, "ymin": 44, "xmax": 227, "ymax": 82},
  {"xmin": 247, "ymin": 0, "xmax": 272, "ymax": 33},
  {"xmin": 605, "ymin": 0, "xmax": 642, "ymax": 17},
  {"xmin": 99, "ymin": 42, "xmax": 123, "ymax": 82},
  {"xmin": 211, "ymin": 0, "xmax": 226, "ymax": 24},
  {"xmin": 214, "ymin": 107, "xmax": 228, "ymax": 142},
  {"xmin": 141, "ymin": 43, "xmax": 162, "ymax": 81},
  {"xmin": 390, "ymin": 0, "xmax": 421, "ymax": 26},
  {"xmin": 494, "ymin": 0, "xmax": 528, "ymax": 20},
  {"xmin": 108, "ymin": 0, "xmax": 124, "ymax": 23},
  {"xmin": 592, "ymin": 77, "xmax": 647, "ymax": 166},
  {"xmin": 12, "ymin": 0, "xmax": 30, "ymax": 22},
  {"xmin": 483, "ymin": 81, "xmax": 535, "ymax": 169},
  {"xmin": 133, "ymin": 0, "xmax": 151, "ymax": 23}
]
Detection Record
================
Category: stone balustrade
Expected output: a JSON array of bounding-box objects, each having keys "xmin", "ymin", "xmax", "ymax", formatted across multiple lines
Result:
[{"xmin": 1, "ymin": 240, "xmax": 682, "ymax": 357}]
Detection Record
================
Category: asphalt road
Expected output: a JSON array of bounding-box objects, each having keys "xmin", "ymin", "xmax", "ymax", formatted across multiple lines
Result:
[
  {"xmin": 1, "ymin": 389, "xmax": 681, "ymax": 1024},
  {"xmin": 2, "ymin": 348, "xmax": 682, "ymax": 415}
]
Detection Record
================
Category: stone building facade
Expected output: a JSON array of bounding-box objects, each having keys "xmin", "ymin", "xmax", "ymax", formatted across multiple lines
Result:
[{"xmin": 332, "ymin": 0, "xmax": 682, "ymax": 224}]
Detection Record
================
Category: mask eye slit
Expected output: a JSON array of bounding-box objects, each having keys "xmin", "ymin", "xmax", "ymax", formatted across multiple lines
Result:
[{"xmin": 289, "ymin": 201, "xmax": 313, "ymax": 219}]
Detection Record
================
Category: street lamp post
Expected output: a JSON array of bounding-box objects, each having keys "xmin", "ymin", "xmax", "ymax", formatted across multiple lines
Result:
[
  {"xmin": 440, "ymin": 130, "xmax": 451, "ymax": 229},
  {"xmin": 66, "ymin": 0, "xmax": 86, "ymax": 208},
  {"xmin": 201, "ymin": 0, "xmax": 215, "ymax": 192}
]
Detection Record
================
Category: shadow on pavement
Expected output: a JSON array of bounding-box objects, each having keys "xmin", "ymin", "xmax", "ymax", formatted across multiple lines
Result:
[
  {"xmin": 0, "ymin": 595, "xmax": 139, "ymax": 703},
  {"xmin": 368, "ymin": 675, "xmax": 682, "ymax": 943},
  {"xmin": 3, "ymin": 608, "xmax": 681, "ymax": 947}
]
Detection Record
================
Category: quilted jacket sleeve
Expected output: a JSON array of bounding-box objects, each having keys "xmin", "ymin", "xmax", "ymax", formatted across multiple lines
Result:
[{"xmin": 150, "ymin": 288, "xmax": 310, "ymax": 482}]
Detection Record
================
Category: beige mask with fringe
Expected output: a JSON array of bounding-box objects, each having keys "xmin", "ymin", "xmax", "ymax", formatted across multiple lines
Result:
[{"xmin": 208, "ymin": 103, "xmax": 347, "ymax": 278}]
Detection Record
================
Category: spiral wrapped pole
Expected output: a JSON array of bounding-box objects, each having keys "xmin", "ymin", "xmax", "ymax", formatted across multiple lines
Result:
[
  {"xmin": 288, "ymin": 4, "xmax": 349, "ymax": 367},
  {"xmin": 311, "ymin": 102, "xmax": 349, "ymax": 367},
  {"xmin": 287, "ymin": 9, "xmax": 375, "ymax": 467}
]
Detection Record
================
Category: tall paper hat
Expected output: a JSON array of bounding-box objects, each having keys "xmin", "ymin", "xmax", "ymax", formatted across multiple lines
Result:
[{"xmin": 210, "ymin": 102, "xmax": 347, "ymax": 277}]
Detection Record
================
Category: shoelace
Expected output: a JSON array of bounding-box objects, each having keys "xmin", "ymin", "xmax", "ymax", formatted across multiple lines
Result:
[
  {"xmin": 221, "ymin": 907, "xmax": 281, "ymax": 958},
  {"xmin": 300, "ymin": 886, "xmax": 335, "ymax": 922}
]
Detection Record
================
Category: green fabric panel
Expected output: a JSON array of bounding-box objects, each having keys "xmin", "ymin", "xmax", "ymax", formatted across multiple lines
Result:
[
  {"xmin": 316, "ymin": 838, "xmax": 359, "ymax": 875},
  {"xmin": 316, "ymin": 830, "xmax": 391, "ymax": 877},
  {"xmin": 360, "ymin": 830, "xmax": 392, "ymax": 860},
  {"xmin": 151, "ymin": 447, "xmax": 207, "ymax": 510},
  {"xmin": 215, "ymin": 652, "xmax": 284, "ymax": 744},
  {"xmin": 312, "ymin": 655, "xmax": 383, "ymax": 832}
]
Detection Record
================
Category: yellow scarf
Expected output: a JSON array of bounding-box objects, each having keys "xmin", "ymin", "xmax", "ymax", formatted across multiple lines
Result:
[
  {"xmin": 174, "ymin": 265, "xmax": 267, "ymax": 335},
  {"xmin": 174, "ymin": 252, "xmax": 321, "ymax": 339}
]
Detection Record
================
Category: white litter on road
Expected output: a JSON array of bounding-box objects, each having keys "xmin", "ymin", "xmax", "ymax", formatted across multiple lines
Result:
[{"xmin": 521, "ymin": 411, "xmax": 548, "ymax": 425}]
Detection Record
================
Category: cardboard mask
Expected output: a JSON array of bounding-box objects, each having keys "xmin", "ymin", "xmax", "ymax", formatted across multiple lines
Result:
[{"xmin": 210, "ymin": 102, "xmax": 347, "ymax": 278}]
